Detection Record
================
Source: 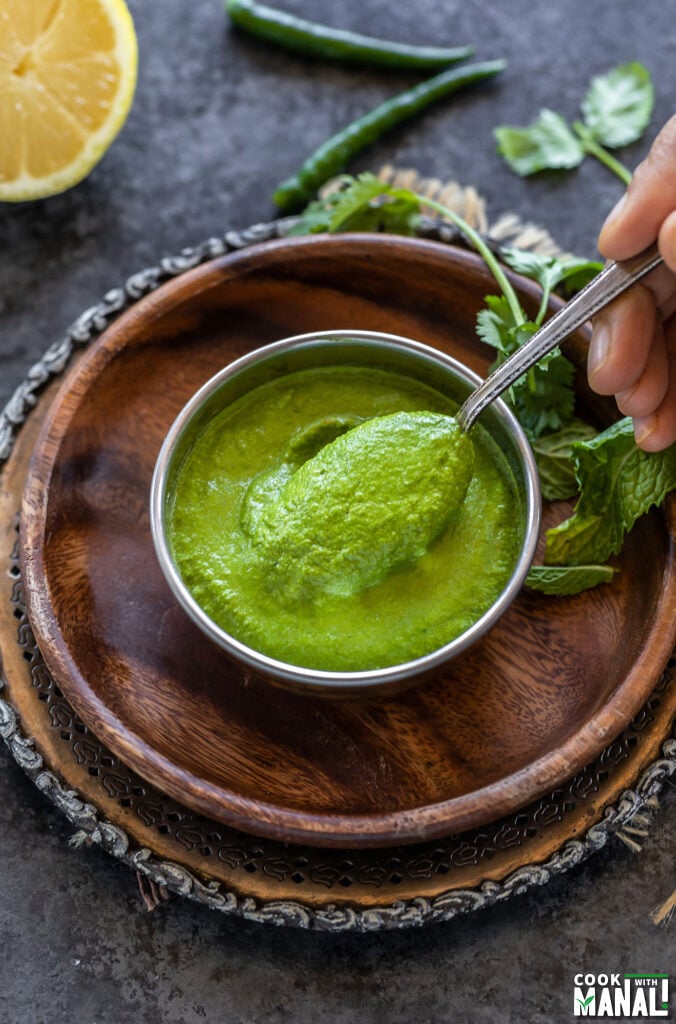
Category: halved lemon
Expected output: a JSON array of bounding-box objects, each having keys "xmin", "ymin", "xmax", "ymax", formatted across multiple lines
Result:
[{"xmin": 0, "ymin": 0, "xmax": 138, "ymax": 201}]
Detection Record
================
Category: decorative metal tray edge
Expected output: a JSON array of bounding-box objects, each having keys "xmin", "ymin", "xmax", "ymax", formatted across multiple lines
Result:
[{"xmin": 1, "ymin": 675, "xmax": 673, "ymax": 931}]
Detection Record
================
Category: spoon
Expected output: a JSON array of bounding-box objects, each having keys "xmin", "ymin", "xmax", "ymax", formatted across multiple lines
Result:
[{"xmin": 456, "ymin": 242, "xmax": 664, "ymax": 432}]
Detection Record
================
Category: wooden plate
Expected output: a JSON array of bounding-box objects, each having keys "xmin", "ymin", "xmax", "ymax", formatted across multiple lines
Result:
[{"xmin": 19, "ymin": 234, "xmax": 676, "ymax": 847}]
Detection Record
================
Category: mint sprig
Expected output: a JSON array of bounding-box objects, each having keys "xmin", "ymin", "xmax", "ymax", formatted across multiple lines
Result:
[{"xmin": 545, "ymin": 419, "xmax": 676, "ymax": 565}]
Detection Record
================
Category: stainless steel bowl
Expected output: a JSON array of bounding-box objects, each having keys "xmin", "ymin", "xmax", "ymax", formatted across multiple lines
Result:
[{"xmin": 150, "ymin": 330, "xmax": 541, "ymax": 696}]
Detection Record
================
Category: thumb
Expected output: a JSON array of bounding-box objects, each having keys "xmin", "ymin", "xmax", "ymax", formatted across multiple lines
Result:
[{"xmin": 598, "ymin": 114, "xmax": 676, "ymax": 260}]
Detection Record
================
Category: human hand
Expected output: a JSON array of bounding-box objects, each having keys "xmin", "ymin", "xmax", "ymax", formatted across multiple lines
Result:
[{"xmin": 588, "ymin": 114, "xmax": 676, "ymax": 451}]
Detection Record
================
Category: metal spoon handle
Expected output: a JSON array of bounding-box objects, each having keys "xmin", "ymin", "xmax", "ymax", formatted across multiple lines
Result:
[{"xmin": 456, "ymin": 242, "xmax": 663, "ymax": 432}]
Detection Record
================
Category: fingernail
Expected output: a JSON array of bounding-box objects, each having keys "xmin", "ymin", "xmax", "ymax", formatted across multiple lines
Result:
[
  {"xmin": 662, "ymin": 212, "xmax": 676, "ymax": 267},
  {"xmin": 634, "ymin": 414, "xmax": 657, "ymax": 445},
  {"xmin": 601, "ymin": 192, "xmax": 628, "ymax": 233},
  {"xmin": 588, "ymin": 322, "xmax": 610, "ymax": 380},
  {"xmin": 615, "ymin": 384, "xmax": 636, "ymax": 413}
]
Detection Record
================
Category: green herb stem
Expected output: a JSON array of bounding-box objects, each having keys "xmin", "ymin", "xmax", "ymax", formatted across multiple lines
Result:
[
  {"xmin": 573, "ymin": 122, "xmax": 632, "ymax": 185},
  {"xmin": 535, "ymin": 287, "xmax": 551, "ymax": 327},
  {"xmin": 420, "ymin": 195, "xmax": 526, "ymax": 325}
]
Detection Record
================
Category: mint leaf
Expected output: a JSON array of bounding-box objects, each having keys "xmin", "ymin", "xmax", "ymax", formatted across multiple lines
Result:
[
  {"xmin": 532, "ymin": 420, "xmax": 598, "ymax": 500},
  {"xmin": 545, "ymin": 419, "xmax": 676, "ymax": 565},
  {"xmin": 526, "ymin": 563, "xmax": 617, "ymax": 596},
  {"xmin": 494, "ymin": 109, "xmax": 585, "ymax": 176},
  {"xmin": 581, "ymin": 62, "xmax": 654, "ymax": 148}
]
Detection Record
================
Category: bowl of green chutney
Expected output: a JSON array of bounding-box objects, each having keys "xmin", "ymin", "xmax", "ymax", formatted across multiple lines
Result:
[{"xmin": 150, "ymin": 329, "xmax": 541, "ymax": 696}]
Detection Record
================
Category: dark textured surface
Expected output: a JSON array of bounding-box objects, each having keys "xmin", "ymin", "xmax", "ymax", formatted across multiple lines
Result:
[{"xmin": 1, "ymin": 1, "xmax": 674, "ymax": 1021}]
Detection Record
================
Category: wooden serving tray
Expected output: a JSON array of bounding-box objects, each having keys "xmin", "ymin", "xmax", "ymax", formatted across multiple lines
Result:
[
  {"xmin": 1, "ymin": 228, "xmax": 671, "ymax": 933},
  {"xmin": 17, "ymin": 233, "xmax": 676, "ymax": 848}
]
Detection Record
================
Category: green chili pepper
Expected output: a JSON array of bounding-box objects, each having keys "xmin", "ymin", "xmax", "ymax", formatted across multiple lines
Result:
[
  {"xmin": 225, "ymin": 0, "xmax": 474, "ymax": 70},
  {"xmin": 273, "ymin": 60, "xmax": 507, "ymax": 212}
]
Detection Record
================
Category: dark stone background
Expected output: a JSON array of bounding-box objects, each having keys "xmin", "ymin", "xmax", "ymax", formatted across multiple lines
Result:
[{"xmin": 1, "ymin": 2, "xmax": 674, "ymax": 1021}]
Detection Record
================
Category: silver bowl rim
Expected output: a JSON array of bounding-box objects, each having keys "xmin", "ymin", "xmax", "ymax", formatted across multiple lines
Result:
[{"xmin": 150, "ymin": 329, "xmax": 541, "ymax": 691}]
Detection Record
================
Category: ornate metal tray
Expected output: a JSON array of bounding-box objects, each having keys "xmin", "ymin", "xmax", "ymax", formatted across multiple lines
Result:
[{"xmin": 1, "ymin": 217, "xmax": 674, "ymax": 931}]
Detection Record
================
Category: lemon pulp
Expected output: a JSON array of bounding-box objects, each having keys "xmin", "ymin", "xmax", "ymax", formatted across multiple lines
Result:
[{"xmin": 0, "ymin": 0, "xmax": 137, "ymax": 201}]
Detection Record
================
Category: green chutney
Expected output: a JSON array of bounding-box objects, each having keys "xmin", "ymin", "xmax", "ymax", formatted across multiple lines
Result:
[{"xmin": 168, "ymin": 365, "xmax": 523, "ymax": 671}]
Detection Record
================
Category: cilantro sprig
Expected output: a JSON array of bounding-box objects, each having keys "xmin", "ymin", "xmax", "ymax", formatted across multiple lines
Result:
[
  {"xmin": 287, "ymin": 173, "xmax": 421, "ymax": 237},
  {"xmin": 291, "ymin": 172, "xmax": 676, "ymax": 596},
  {"xmin": 495, "ymin": 63, "xmax": 654, "ymax": 185}
]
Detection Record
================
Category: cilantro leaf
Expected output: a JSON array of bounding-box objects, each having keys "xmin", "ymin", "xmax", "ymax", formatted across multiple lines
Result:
[
  {"xmin": 479, "ymin": 250, "xmax": 600, "ymax": 437},
  {"xmin": 495, "ymin": 64, "xmax": 652, "ymax": 185},
  {"xmin": 512, "ymin": 348, "xmax": 576, "ymax": 438},
  {"xmin": 328, "ymin": 174, "xmax": 420, "ymax": 234},
  {"xmin": 532, "ymin": 420, "xmax": 598, "ymax": 500},
  {"xmin": 286, "ymin": 199, "xmax": 336, "ymax": 235},
  {"xmin": 476, "ymin": 295, "xmax": 519, "ymax": 354},
  {"xmin": 500, "ymin": 247, "xmax": 564, "ymax": 288},
  {"xmin": 501, "ymin": 247, "xmax": 603, "ymax": 303},
  {"xmin": 288, "ymin": 173, "xmax": 421, "ymax": 237},
  {"xmin": 326, "ymin": 173, "xmax": 393, "ymax": 226},
  {"xmin": 494, "ymin": 109, "xmax": 585, "ymax": 176},
  {"xmin": 581, "ymin": 62, "xmax": 654, "ymax": 148},
  {"xmin": 557, "ymin": 258, "xmax": 604, "ymax": 294},
  {"xmin": 545, "ymin": 419, "xmax": 676, "ymax": 565},
  {"xmin": 370, "ymin": 191, "xmax": 422, "ymax": 235},
  {"xmin": 501, "ymin": 248, "xmax": 568, "ymax": 325},
  {"xmin": 526, "ymin": 563, "xmax": 617, "ymax": 596},
  {"xmin": 476, "ymin": 293, "xmax": 576, "ymax": 437}
]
